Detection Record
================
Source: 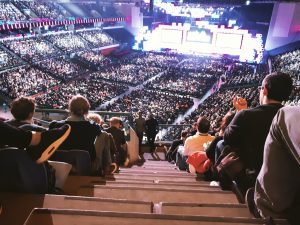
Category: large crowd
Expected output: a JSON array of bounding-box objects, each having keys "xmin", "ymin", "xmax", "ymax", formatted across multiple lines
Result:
[
  {"xmin": 120, "ymin": 51, "xmax": 183, "ymax": 68},
  {"xmin": 178, "ymin": 56, "xmax": 230, "ymax": 73},
  {"xmin": 145, "ymin": 68, "xmax": 217, "ymax": 98},
  {"xmin": 272, "ymin": 49, "xmax": 300, "ymax": 84},
  {"xmin": 0, "ymin": 2, "xmax": 26, "ymax": 21},
  {"xmin": 3, "ymin": 37, "xmax": 60, "ymax": 62},
  {"xmin": 0, "ymin": 33, "xmax": 299, "ymax": 131},
  {"xmin": 76, "ymin": 51, "xmax": 112, "ymax": 68},
  {"xmin": 35, "ymin": 76, "xmax": 128, "ymax": 110},
  {"xmin": 22, "ymin": 1, "xmax": 68, "ymax": 20},
  {"xmin": 89, "ymin": 51, "xmax": 187, "ymax": 85},
  {"xmin": 94, "ymin": 63, "xmax": 163, "ymax": 85},
  {"xmin": 106, "ymin": 89, "xmax": 194, "ymax": 124},
  {"xmin": 46, "ymin": 32, "xmax": 91, "ymax": 53},
  {"xmin": 0, "ymin": 2, "xmax": 299, "ymax": 223},
  {"xmin": 77, "ymin": 30, "xmax": 116, "ymax": 48},
  {"xmin": 0, "ymin": 1, "xmax": 122, "ymax": 22},
  {"xmin": 35, "ymin": 57, "xmax": 88, "ymax": 81},
  {"xmin": 0, "ymin": 66, "xmax": 61, "ymax": 99},
  {"xmin": 220, "ymin": 63, "xmax": 264, "ymax": 88},
  {"xmin": 0, "ymin": 49, "xmax": 22, "ymax": 69}
]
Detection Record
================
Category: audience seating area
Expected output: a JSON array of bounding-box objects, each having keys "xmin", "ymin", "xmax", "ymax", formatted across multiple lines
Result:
[
  {"xmin": 0, "ymin": 0, "xmax": 122, "ymax": 22},
  {"xmin": 0, "ymin": 1, "xmax": 299, "ymax": 225},
  {"xmin": 0, "ymin": 40, "xmax": 299, "ymax": 140},
  {"xmin": 0, "ymin": 155, "xmax": 289, "ymax": 225}
]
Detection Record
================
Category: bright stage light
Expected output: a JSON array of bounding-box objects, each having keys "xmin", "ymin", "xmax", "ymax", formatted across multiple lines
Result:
[{"xmin": 139, "ymin": 24, "xmax": 264, "ymax": 63}]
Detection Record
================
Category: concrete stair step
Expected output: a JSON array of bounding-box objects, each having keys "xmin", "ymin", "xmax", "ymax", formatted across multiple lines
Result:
[
  {"xmin": 0, "ymin": 192, "xmax": 152, "ymax": 225},
  {"xmin": 77, "ymin": 185, "xmax": 239, "ymax": 204},
  {"xmin": 24, "ymin": 208, "xmax": 289, "ymax": 225},
  {"xmin": 157, "ymin": 202, "xmax": 252, "ymax": 218}
]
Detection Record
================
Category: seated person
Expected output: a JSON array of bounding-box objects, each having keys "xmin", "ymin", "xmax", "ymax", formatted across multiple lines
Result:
[
  {"xmin": 0, "ymin": 120, "xmax": 70, "ymax": 164},
  {"xmin": 6, "ymin": 96, "xmax": 72, "ymax": 188},
  {"xmin": 105, "ymin": 117, "xmax": 129, "ymax": 166},
  {"xmin": 49, "ymin": 95, "xmax": 112, "ymax": 175},
  {"xmin": 166, "ymin": 130, "xmax": 189, "ymax": 163},
  {"xmin": 223, "ymin": 72, "xmax": 293, "ymax": 194},
  {"xmin": 246, "ymin": 106, "xmax": 300, "ymax": 225},
  {"xmin": 206, "ymin": 110, "xmax": 235, "ymax": 165},
  {"xmin": 87, "ymin": 112, "xmax": 117, "ymax": 174},
  {"xmin": 6, "ymin": 97, "xmax": 46, "ymax": 131},
  {"xmin": 176, "ymin": 117, "xmax": 214, "ymax": 170}
]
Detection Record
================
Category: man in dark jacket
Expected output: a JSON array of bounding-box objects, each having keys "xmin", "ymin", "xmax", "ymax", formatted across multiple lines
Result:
[
  {"xmin": 223, "ymin": 72, "xmax": 293, "ymax": 193},
  {"xmin": 145, "ymin": 113, "xmax": 159, "ymax": 153},
  {"xmin": 246, "ymin": 106, "xmax": 300, "ymax": 225}
]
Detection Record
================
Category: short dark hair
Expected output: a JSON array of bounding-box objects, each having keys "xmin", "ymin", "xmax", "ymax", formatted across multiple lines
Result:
[
  {"xmin": 264, "ymin": 72, "xmax": 293, "ymax": 101},
  {"xmin": 181, "ymin": 130, "xmax": 189, "ymax": 138},
  {"xmin": 220, "ymin": 111, "xmax": 235, "ymax": 132},
  {"xmin": 197, "ymin": 117, "xmax": 210, "ymax": 133},
  {"xmin": 11, "ymin": 97, "xmax": 35, "ymax": 121}
]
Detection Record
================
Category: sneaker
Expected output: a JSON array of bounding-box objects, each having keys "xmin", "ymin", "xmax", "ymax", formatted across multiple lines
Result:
[
  {"xmin": 210, "ymin": 181, "xmax": 220, "ymax": 187},
  {"xmin": 104, "ymin": 163, "xmax": 118, "ymax": 175},
  {"xmin": 27, "ymin": 124, "xmax": 71, "ymax": 164},
  {"xmin": 123, "ymin": 157, "xmax": 130, "ymax": 167},
  {"xmin": 245, "ymin": 187, "xmax": 261, "ymax": 218}
]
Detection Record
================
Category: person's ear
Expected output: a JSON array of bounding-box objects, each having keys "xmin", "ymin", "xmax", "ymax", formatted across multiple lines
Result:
[
  {"xmin": 28, "ymin": 112, "xmax": 34, "ymax": 120},
  {"xmin": 262, "ymin": 85, "xmax": 268, "ymax": 96}
]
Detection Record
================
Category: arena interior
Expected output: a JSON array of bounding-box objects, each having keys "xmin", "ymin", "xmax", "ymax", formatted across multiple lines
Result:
[{"xmin": 0, "ymin": 0, "xmax": 299, "ymax": 225}]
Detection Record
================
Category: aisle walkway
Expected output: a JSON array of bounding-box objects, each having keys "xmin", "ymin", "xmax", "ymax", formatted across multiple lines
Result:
[
  {"xmin": 1, "ymin": 154, "xmax": 288, "ymax": 225},
  {"xmin": 96, "ymin": 71, "xmax": 167, "ymax": 110},
  {"xmin": 172, "ymin": 87, "xmax": 213, "ymax": 125},
  {"xmin": 96, "ymin": 58, "xmax": 188, "ymax": 111}
]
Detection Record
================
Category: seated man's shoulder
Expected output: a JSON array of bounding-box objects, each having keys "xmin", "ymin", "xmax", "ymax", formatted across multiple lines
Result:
[{"xmin": 50, "ymin": 120, "xmax": 65, "ymax": 127}]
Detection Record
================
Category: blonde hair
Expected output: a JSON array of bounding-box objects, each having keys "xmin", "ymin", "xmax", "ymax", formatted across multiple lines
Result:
[
  {"xmin": 69, "ymin": 95, "xmax": 90, "ymax": 116},
  {"xmin": 87, "ymin": 113, "xmax": 103, "ymax": 125},
  {"xmin": 109, "ymin": 117, "xmax": 121, "ymax": 126}
]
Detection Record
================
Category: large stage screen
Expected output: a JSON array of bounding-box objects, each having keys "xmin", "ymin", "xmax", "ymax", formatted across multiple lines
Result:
[
  {"xmin": 161, "ymin": 29, "xmax": 183, "ymax": 43},
  {"xmin": 215, "ymin": 33, "xmax": 243, "ymax": 49},
  {"xmin": 186, "ymin": 29, "xmax": 212, "ymax": 43},
  {"xmin": 134, "ymin": 24, "xmax": 264, "ymax": 63}
]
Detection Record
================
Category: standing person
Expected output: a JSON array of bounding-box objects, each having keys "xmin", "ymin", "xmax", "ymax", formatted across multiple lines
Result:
[
  {"xmin": 134, "ymin": 112, "xmax": 145, "ymax": 155},
  {"xmin": 223, "ymin": 72, "xmax": 293, "ymax": 194},
  {"xmin": 145, "ymin": 113, "xmax": 159, "ymax": 153},
  {"xmin": 246, "ymin": 106, "xmax": 300, "ymax": 225}
]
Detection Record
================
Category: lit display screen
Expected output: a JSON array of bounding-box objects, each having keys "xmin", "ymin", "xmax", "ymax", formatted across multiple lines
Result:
[
  {"xmin": 134, "ymin": 24, "xmax": 264, "ymax": 63},
  {"xmin": 215, "ymin": 33, "xmax": 243, "ymax": 49},
  {"xmin": 161, "ymin": 29, "xmax": 183, "ymax": 43},
  {"xmin": 186, "ymin": 30, "xmax": 212, "ymax": 43}
]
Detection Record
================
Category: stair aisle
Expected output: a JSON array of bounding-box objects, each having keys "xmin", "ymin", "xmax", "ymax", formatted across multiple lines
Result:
[{"xmin": 0, "ymin": 155, "xmax": 290, "ymax": 225}]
